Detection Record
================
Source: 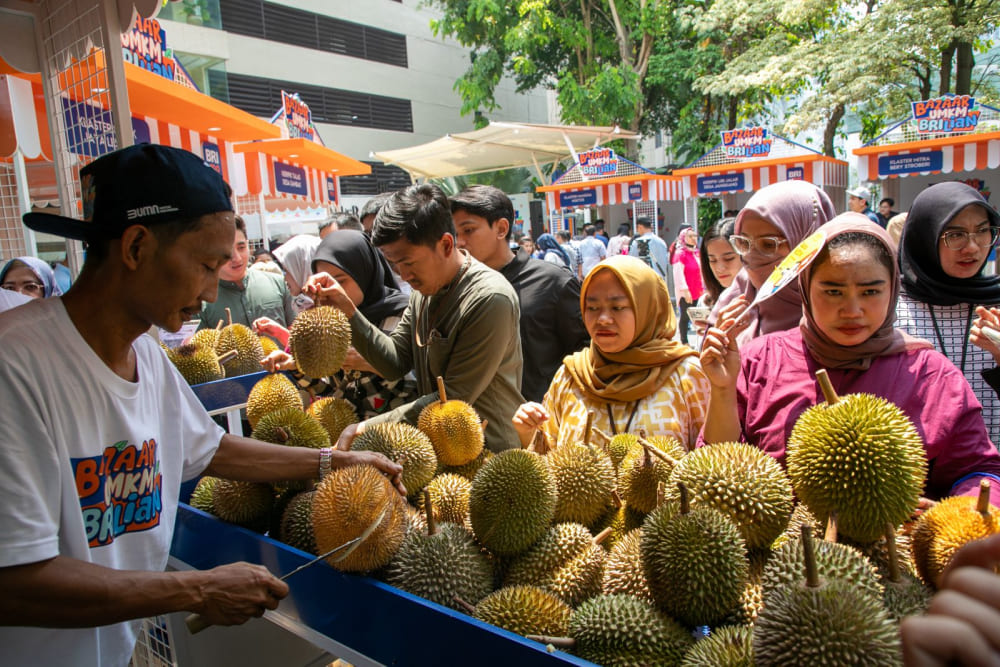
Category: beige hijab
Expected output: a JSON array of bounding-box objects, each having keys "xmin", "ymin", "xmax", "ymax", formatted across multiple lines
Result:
[{"xmin": 565, "ymin": 255, "xmax": 697, "ymax": 403}]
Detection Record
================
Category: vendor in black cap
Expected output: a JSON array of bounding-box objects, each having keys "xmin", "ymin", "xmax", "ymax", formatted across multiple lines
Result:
[{"xmin": 0, "ymin": 144, "xmax": 403, "ymax": 667}]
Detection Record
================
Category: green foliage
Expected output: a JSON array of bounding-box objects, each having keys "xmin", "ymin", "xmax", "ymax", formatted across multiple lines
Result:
[{"xmin": 697, "ymin": 199, "xmax": 722, "ymax": 234}]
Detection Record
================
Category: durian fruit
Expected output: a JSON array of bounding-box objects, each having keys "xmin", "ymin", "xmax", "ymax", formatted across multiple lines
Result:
[
  {"xmin": 279, "ymin": 491, "xmax": 317, "ymax": 555},
  {"xmin": 417, "ymin": 376, "xmax": 484, "ymax": 466},
  {"xmin": 166, "ymin": 342, "xmax": 231, "ymax": 385},
  {"xmin": 531, "ymin": 594, "xmax": 692, "ymax": 667},
  {"xmin": 352, "ymin": 423, "xmax": 437, "ymax": 499},
  {"xmin": 601, "ymin": 528, "xmax": 652, "ymax": 602},
  {"xmin": 384, "ymin": 491, "xmax": 493, "ymax": 611},
  {"xmin": 604, "ymin": 432, "xmax": 641, "ymax": 474},
  {"xmin": 189, "ymin": 476, "xmax": 220, "ymax": 513},
  {"xmin": 681, "ymin": 625, "xmax": 754, "ymax": 667},
  {"xmin": 216, "ymin": 309, "xmax": 265, "ymax": 377},
  {"xmin": 787, "ymin": 376, "xmax": 927, "ymax": 544},
  {"xmin": 246, "ymin": 373, "xmax": 304, "ymax": 428},
  {"xmin": 761, "ymin": 532, "xmax": 883, "ymax": 606},
  {"xmin": 619, "ymin": 435, "xmax": 684, "ymax": 514},
  {"xmin": 311, "ymin": 464, "xmax": 408, "ymax": 572},
  {"xmin": 469, "ymin": 449, "xmax": 557, "ymax": 557},
  {"xmin": 474, "ymin": 585, "xmax": 572, "ymax": 638},
  {"xmin": 439, "ymin": 448, "xmax": 492, "ymax": 481},
  {"xmin": 251, "ymin": 407, "xmax": 330, "ymax": 450},
  {"xmin": 668, "ymin": 441, "xmax": 793, "ymax": 550},
  {"xmin": 753, "ymin": 526, "xmax": 901, "ymax": 666},
  {"xmin": 591, "ymin": 499, "xmax": 646, "ymax": 551},
  {"xmin": 417, "ymin": 473, "xmax": 472, "ymax": 526},
  {"xmin": 211, "ymin": 480, "xmax": 274, "ymax": 529},
  {"xmin": 404, "ymin": 503, "xmax": 428, "ymax": 536},
  {"xmin": 911, "ymin": 480, "xmax": 1000, "ymax": 587},
  {"xmin": 504, "ymin": 522, "xmax": 608, "ymax": 607},
  {"xmin": 188, "ymin": 319, "xmax": 223, "ymax": 348},
  {"xmin": 258, "ymin": 335, "xmax": 281, "ymax": 356},
  {"xmin": 307, "ymin": 397, "xmax": 358, "ymax": 444},
  {"xmin": 641, "ymin": 485, "xmax": 748, "ymax": 627},
  {"xmin": 880, "ymin": 523, "xmax": 933, "ymax": 621},
  {"xmin": 547, "ymin": 427, "xmax": 616, "ymax": 527},
  {"xmin": 288, "ymin": 306, "xmax": 351, "ymax": 378}
]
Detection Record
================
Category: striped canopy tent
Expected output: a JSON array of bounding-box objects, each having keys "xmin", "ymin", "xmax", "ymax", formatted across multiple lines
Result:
[
  {"xmin": 536, "ymin": 149, "xmax": 682, "ymax": 234},
  {"xmin": 672, "ymin": 131, "xmax": 848, "ymax": 200}
]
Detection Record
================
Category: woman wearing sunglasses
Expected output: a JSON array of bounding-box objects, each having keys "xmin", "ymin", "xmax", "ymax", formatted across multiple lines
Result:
[
  {"xmin": 710, "ymin": 181, "xmax": 836, "ymax": 345},
  {"xmin": 896, "ymin": 181, "xmax": 1000, "ymax": 439}
]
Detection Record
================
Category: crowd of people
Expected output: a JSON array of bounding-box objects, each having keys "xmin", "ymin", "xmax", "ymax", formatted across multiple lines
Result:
[{"xmin": 2, "ymin": 143, "xmax": 1000, "ymax": 665}]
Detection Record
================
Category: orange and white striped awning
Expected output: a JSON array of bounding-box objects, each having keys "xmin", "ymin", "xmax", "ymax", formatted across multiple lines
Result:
[
  {"xmin": 537, "ymin": 174, "xmax": 683, "ymax": 211},
  {"xmin": 854, "ymin": 132, "xmax": 1000, "ymax": 181},
  {"xmin": 672, "ymin": 155, "xmax": 848, "ymax": 197}
]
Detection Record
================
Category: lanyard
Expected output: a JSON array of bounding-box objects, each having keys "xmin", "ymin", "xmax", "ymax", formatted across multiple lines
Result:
[
  {"xmin": 606, "ymin": 401, "xmax": 640, "ymax": 435},
  {"xmin": 927, "ymin": 303, "xmax": 976, "ymax": 373}
]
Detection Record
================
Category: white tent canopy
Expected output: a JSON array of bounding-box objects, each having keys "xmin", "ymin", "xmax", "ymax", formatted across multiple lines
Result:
[{"xmin": 371, "ymin": 121, "xmax": 639, "ymax": 180}]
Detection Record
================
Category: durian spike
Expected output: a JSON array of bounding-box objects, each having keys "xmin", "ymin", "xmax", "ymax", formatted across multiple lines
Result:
[
  {"xmin": 216, "ymin": 349, "xmax": 238, "ymax": 366},
  {"xmin": 582, "ymin": 411, "xmax": 595, "ymax": 449},
  {"xmin": 885, "ymin": 523, "xmax": 901, "ymax": 584},
  {"xmin": 978, "ymin": 478, "xmax": 992, "ymax": 514},
  {"xmin": 611, "ymin": 488, "xmax": 623, "ymax": 509},
  {"xmin": 593, "ymin": 526, "xmax": 613, "ymax": 546},
  {"xmin": 815, "ymin": 369, "xmax": 839, "ymax": 405},
  {"xmin": 452, "ymin": 595, "xmax": 476, "ymax": 614},
  {"xmin": 423, "ymin": 489, "xmax": 437, "ymax": 537},
  {"xmin": 824, "ymin": 512, "xmax": 839, "ymax": 542},
  {"xmin": 801, "ymin": 524, "xmax": 821, "ymax": 588},
  {"xmin": 480, "ymin": 419, "xmax": 488, "ymax": 433},
  {"xmin": 435, "ymin": 376, "xmax": 448, "ymax": 404},
  {"xmin": 274, "ymin": 427, "xmax": 290, "ymax": 444},
  {"xmin": 678, "ymin": 481, "xmax": 690, "ymax": 515},
  {"xmin": 526, "ymin": 636, "xmax": 576, "ymax": 649},
  {"xmin": 225, "ymin": 307, "xmax": 233, "ymax": 327}
]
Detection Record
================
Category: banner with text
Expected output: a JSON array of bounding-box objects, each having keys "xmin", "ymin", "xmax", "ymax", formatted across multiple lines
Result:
[
  {"xmin": 878, "ymin": 151, "xmax": 943, "ymax": 177},
  {"xmin": 578, "ymin": 148, "xmax": 619, "ymax": 177},
  {"xmin": 121, "ymin": 16, "xmax": 198, "ymax": 89},
  {"xmin": 697, "ymin": 173, "xmax": 745, "ymax": 195},
  {"xmin": 559, "ymin": 189, "xmax": 597, "ymax": 207},
  {"xmin": 912, "ymin": 96, "xmax": 981, "ymax": 134},
  {"xmin": 721, "ymin": 128, "xmax": 772, "ymax": 159},
  {"xmin": 281, "ymin": 91, "xmax": 316, "ymax": 142},
  {"xmin": 274, "ymin": 162, "xmax": 308, "ymax": 196}
]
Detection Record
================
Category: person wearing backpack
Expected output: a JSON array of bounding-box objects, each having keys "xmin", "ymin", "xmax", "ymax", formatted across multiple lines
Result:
[{"xmin": 628, "ymin": 217, "xmax": 669, "ymax": 281}]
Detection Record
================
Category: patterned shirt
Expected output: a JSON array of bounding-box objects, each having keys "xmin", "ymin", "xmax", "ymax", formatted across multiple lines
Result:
[
  {"xmin": 539, "ymin": 356, "xmax": 710, "ymax": 451},
  {"xmin": 896, "ymin": 293, "xmax": 999, "ymax": 440}
]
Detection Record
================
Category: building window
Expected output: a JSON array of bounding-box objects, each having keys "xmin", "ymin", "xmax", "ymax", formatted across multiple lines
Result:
[
  {"xmin": 219, "ymin": 0, "xmax": 408, "ymax": 68},
  {"xmin": 340, "ymin": 162, "xmax": 412, "ymax": 196}
]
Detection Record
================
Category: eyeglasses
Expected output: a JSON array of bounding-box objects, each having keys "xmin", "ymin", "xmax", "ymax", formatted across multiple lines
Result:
[
  {"xmin": 729, "ymin": 234, "xmax": 789, "ymax": 257},
  {"xmin": 939, "ymin": 227, "xmax": 1000, "ymax": 250},
  {"xmin": 1, "ymin": 282, "xmax": 44, "ymax": 296}
]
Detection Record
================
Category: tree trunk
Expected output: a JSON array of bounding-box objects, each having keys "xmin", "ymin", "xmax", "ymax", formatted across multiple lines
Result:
[
  {"xmin": 823, "ymin": 103, "xmax": 845, "ymax": 157},
  {"xmin": 939, "ymin": 40, "xmax": 957, "ymax": 94},
  {"xmin": 728, "ymin": 96, "xmax": 738, "ymax": 130},
  {"xmin": 955, "ymin": 41, "xmax": 974, "ymax": 94}
]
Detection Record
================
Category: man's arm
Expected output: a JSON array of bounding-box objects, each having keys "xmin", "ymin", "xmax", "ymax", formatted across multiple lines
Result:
[{"xmin": 347, "ymin": 306, "xmax": 415, "ymax": 381}]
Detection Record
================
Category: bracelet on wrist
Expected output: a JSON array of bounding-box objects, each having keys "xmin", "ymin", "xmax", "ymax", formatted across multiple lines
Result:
[{"xmin": 318, "ymin": 447, "xmax": 333, "ymax": 480}]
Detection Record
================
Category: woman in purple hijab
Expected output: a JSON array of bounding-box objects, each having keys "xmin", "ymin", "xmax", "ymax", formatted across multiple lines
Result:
[{"xmin": 710, "ymin": 180, "xmax": 835, "ymax": 345}]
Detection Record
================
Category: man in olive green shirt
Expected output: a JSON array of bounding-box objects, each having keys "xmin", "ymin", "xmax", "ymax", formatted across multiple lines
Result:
[
  {"xmin": 305, "ymin": 184, "xmax": 523, "ymax": 453},
  {"xmin": 198, "ymin": 216, "xmax": 295, "ymax": 330}
]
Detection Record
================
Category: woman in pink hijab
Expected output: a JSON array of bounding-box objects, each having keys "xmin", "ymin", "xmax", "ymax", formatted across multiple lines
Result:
[{"xmin": 710, "ymin": 180, "xmax": 836, "ymax": 345}]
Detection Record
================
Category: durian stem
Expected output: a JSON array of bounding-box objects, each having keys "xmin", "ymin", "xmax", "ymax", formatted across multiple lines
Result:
[
  {"xmin": 678, "ymin": 482, "xmax": 690, "ymax": 515},
  {"xmin": 816, "ymin": 369, "xmax": 839, "ymax": 405},
  {"xmin": 611, "ymin": 489, "xmax": 623, "ymax": 509},
  {"xmin": 452, "ymin": 596, "xmax": 477, "ymax": 614},
  {"xmin": 591, "ymin": 426, "xmax": 613, "ymax": 443},
  {"xmin": 526, "ymin": 636, "xmax": 576, "ymax": 649},
  {"xmin": 274, "ymin": 427, "xmax": 290, "ymax": 444},
  {"xmin": 423, "ymin": 489, "xmax": 437, "ymax": 537},
  {"xmin": 801, "ymin": 524, "xmax": 820, "ymax": 588},
  {"xmin": 637, "ymin": 438, "xmax": 679, "ymax": 467},
  {"xmin": 214, "ymin": 319, "xmax": 224, "ymax": 331},
  {"xmin": 885, "ymin": 523, "xmax": 901, "ymax": 584},
  {"xmin": 225, "ymin": 307, "xmax": 233, "ymax": 327},
  {"xmin": 593, "ymin": 526, "xmax": 613, "ymax": 546},
  {"xmin": 529, "ymin": 429, "xmax": 551, "ymax": 456},
  {"xmin": 656, "ymin": 481, "xmax": 666, "ymax": 508},
  {"xmin": 480, "ymin": 419, "xmax": 488, "ymax": 433},
  {"xmin": 216, "ymin": 349, "xmax": 238, "ymax": 365},
  {"xmin": 583, "ymin": 411, "xmax": 595, "ymax": 450},
  {"xmin": 436, "ymin": 376, "xmax": 448, "ymax": 404},
  {"xmin": 978, "ymin": 478, "xmax": 992, "ymax": 514},
  {"xmin": 824, "ymin": 512, "xmax": 838, "ymax": 542}
]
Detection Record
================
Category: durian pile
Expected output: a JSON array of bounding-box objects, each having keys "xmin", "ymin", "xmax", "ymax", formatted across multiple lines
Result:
[{"xmin": 190, "ymin": 370, "xmax": 1000, "ymax": 666}]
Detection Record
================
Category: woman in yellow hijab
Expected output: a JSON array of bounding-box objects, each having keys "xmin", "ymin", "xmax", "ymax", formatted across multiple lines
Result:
[{"xmin": 512, "ymin": 255, "xmax": 710, "ymax": 450}]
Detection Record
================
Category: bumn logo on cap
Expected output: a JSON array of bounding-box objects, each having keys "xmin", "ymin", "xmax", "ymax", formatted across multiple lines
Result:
[{"xmin": 126, "ymin": 204, "xmax": 180, "ymax": 220}]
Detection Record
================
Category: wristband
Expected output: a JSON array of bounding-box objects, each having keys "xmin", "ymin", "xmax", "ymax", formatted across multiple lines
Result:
[{"xmin": 319, "ymin": 447, "xmax": 333, "ymax": 479}]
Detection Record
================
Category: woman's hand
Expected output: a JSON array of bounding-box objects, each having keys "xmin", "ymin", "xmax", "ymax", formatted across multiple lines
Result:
[
  {"xmin": 252, "ymin": 317, "xmax": 290, "ymax": 347},
  {"xmin": 512, "ymin": 402, "xmax": 550, "ymax": 447},
  {"xmin": 260, "ymin": 350, "xmax": 296, "ymax": 373},
  {"xmin": 970, "ymin": 306, "xmax": 1000, "ymax": 365},
  {"xmin": 302, "ymin": 272, "xmax": 357, "ymax": 316}
]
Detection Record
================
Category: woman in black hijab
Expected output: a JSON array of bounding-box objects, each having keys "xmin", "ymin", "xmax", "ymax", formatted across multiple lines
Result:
[
  {"xmin": 264, "ymin": 230, "xmax": 415, "ymax": 420},
  {"xmin": 896, "ymin": 181, "xmax": 1000, "ymax": 438}
]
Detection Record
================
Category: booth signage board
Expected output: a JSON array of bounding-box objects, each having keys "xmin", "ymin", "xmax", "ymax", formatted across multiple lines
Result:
[
  {"xmin": 878, "ymin": 151, "xmax": 943, "ymax": 177},
  {"xmin": 274, "ymin": 162, "xmax": 308, "ymax": 196},
  {"xmin": 628, "ymin": 183, "xmax": 643, "ymax": 201},
  {"xmin": 326, "ymin": 176, "xmax": 337, "ymax": 202},
  {"xmin": 578, "ymin": 148, "xmax": 618, "ymax": 177},
  {"xmin": 202, "ymin": 141, "xmax": 222, "ymax": 174},
  {"xmin": 121, "ymin": 16, "xmax": 198, "ymax": 89},
  {"xmin": 787, "ymin": 167, "xmax": 804, "ymax": 180},
  {"xmin": 721, "ymin": 127, "xmax": 772, "ymax": 158},
  {"xmin": 281, "ymin": 91, "xmax": 316, "ymax": 142},
  {"xmin": 560, "ymin": 189, "xmax": 598, "ymax": 207},
  {"xmin": 697, "ymin": 173, "xmax": 745, "ymax": 195},
  {"xmin": 912, "ymin": 96, "xmax": 981, "ymax": 134},
  {"xmin": 62, "ymin": 99, "xmax": 150, "ymax": 157}
]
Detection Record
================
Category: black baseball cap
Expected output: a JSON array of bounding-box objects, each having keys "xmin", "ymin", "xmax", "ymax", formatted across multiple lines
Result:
[{"xmin": 23, "ymin": 144, "xmax": 233, "ymax": 241}]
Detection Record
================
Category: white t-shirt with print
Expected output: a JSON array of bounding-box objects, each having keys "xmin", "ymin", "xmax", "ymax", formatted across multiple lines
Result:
[{"xmin": 0, "ymin": 298, "xmax": 224, "ymax": 667}]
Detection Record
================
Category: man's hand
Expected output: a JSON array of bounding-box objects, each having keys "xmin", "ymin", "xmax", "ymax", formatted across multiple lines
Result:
[
  {"xmin": 260, "ymin": 350, "xmax": 297, "ymax": 373},
  {"xmin": 302, "ymin": 272, "xmax": 356, "ymax": 316},
  {"xmin": 191, "ymin": 562, "xmax": 288, "ymax": 626},
  {"xmin": 341, "ymin": 347, "xmax": 377, "ymax": 374},
  {"xmin": 333, "ymin": 447, "xmax": 407, "ymax": 496}
]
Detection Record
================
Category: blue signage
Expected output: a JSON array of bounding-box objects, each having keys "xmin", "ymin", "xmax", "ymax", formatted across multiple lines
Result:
[
  {"xmin": 786, "ymin": 167, "xmax": 804, "ymax": 180},
  {"xmin": 62, "ymin": 99, "xmax": 154, "ymax": 157},
  {"xmin": 326, "ymin": 176, "xmax": 337, "ymax": 202},
  {"xmin": 560, "ymin": 189, "xmax": 597, "ymax": 207},
  {"xmin": 628, "ymin": 183, "xmax": 643, "ymax": 201},
  {"xmin": 274, "ymin": 162, "xmax": 308, "ymax": 196},
  {"xmin": 878, "ymin": 151, "xmax": 943, "ymax": 177},
  {"xmin": 697, "ymin": 173, "xmax": 745, "ymax": 195},
  {"xmin": 202, "ymin": 141, "xmax": 222, "ymax": 174}
]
